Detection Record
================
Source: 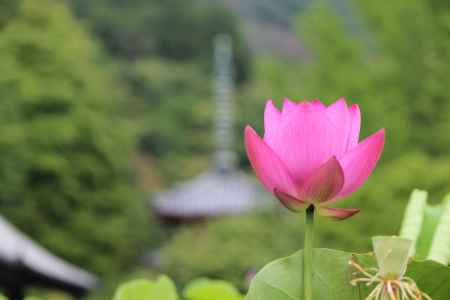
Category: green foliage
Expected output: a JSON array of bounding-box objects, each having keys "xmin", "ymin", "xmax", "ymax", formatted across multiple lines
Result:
[
  {"xmin": 82, "ymin": 268, "xmax": 161, "ymax": 300},
  {"xmin": 159, "ymin": 212, "xmax": 302, "ymax": 290},
  {"xmin": 247, "ymin": 248, "xmax": 450, "ymax": 300},
  {"xmin": 236, "ymin": 0, "xmax": 450, "ymax": 163},
  {"xmin": 0, "ymin": 278, "xmax": 247, "ymax": 300},
  {"xmin": 292, "ymin": 0, "xmax": 450, "ymax": 158},
  {"xmin": 72, "ymin": 0, "xmax": 255, "ymax": 186},
  {"xmin": 110, "ymin": 276, "xmax": 244, "ymax": 300},
  {"xmin": 112, "ymin": 277, "xmax": 178, "ymax": 300},
  {"xmin": 428, "ymin": 195, "xmax": 450, "ymax": 265},
  {"xmin": 406, "ymin": 260, "xmax": 450, "ymax": 299},
  {"xmin": 0, "ymin": 0, "xmax": 20, "ymax": 28},
  {"xmin": 127, "ymin": 59, "xmax": 213, "ymax": 182},
  {"xmin": 69, "ymin": 0, "xmax": 254, "ymax": 184},
  {"xmin": 71, "ymin": 0, "xmax": 250, "ymax": 83},
  {"xmin": 0, "ymin": 0, "xmax": 149, "ymax": 274},
  {"xmin": 229, "ymin": 0, "xmax": 309, "ymax": 29},
  {"xmin": 399, "ymin": 190, "xmax": 427, "ymax": 256},
  {"xmin": 183, "ymin": 278, "xmax": 244, "ymax": 300},
  {"xmin": 67, "ymin": 0, "xmax": 255, "ymax": 186},
  {"xmin": 400, "ymin": 190, "xmax": 450, "ymax": 264}
]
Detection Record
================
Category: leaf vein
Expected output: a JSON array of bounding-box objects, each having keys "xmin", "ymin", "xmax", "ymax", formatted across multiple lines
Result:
[{"xmin": 258, "ymin": 279, "xmax": 297, "ymax": 300}]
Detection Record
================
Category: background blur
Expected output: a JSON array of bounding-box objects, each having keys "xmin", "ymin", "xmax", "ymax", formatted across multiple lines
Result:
[{"xmin": 0, "ymin": 0, "xmax": 449, "ymax": 299}]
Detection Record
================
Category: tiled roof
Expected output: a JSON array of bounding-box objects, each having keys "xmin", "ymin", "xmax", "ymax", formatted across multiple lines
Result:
[
  {"xmin": 0, "ymin": 215, "xmax": 98, "ymax": 295},
  {"xmin": 153, "ymin": 170, "xmax": 268, "ymax": 219}
]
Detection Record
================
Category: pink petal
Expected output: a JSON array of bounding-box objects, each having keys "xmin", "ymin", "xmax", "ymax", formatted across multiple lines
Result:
[
  {"xmin": 311, "ymin": 99, "xmax": 326, "ymax": 111},
  {"xmin": 263, "ymin": 100, "xmax": 281, "ymax": 146},
  {"xmin": 267, "ymin": 104, "xmax": 336, "ymax": 184},
  {"xmin": 337, "ymin": 129, "xmax": 385, "ymax": 198},
  {"xmin": 299, "ymin": 156, "xmax": 344, "ymax": 203},
  {"xmin": 274, "ymin": 189, "xmax": 307, "ymax": 212},
  {"xmin": 281, "ymin": 98, "xmax": 297, "ymax": 115},
  {"xmin": 325, "ymin": 98, "xmax": 351, "ymax": 158},
  {"xmin": 319, "ymin": 207, "xmax": 360, "ymax": 220},
  {"xmin": 244, "ymin": 126, "xmax": 297, "ymax": 196},
  {"xmin": 346, "ymin": 104, "xmax": 361, "ymax": 150}
]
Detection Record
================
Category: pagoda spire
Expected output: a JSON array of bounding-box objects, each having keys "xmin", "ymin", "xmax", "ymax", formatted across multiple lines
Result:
[{"xmin": 213, "ymin": 34, "xmax": 236, "ymax": 173}]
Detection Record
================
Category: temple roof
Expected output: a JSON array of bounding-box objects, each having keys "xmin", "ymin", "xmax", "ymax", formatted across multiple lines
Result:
[
  {"xmin": 153, "ymin": 170, "xmax": 268, "ymax": 220},
  {"xmin": 0, "ymin": 215, "xmax": 98, "ymax": 296}
]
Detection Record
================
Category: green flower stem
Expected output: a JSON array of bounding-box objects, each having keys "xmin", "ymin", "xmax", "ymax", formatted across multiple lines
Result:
[{"xmin": 304, "ymin": 205, "xmax": 315, "ymax": 300}]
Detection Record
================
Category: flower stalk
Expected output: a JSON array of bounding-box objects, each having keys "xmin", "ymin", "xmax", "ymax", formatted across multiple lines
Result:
[{"xmin": 304, "ymin": 205, "xmax": 315, "ymax": 300}]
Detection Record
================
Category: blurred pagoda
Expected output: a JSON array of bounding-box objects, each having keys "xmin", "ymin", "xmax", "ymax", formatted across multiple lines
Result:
[
  {"xmin": 0, "ymin": 215, "xmax": 98, "ymax": 300},
  {"xmin": 153, "ymin": 35, "xmax": 266, "ymax": 223}
]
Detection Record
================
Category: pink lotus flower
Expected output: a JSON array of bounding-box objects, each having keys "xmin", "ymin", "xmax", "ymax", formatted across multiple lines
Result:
[{"xmin": 245, "ymin": 98, "xmax": 385, "ymax": 219}]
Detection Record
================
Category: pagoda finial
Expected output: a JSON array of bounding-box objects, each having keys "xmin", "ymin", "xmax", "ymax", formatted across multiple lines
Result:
[{"xmin": 213, "ymin": 34, "xmax": 235, "ymax": 173}]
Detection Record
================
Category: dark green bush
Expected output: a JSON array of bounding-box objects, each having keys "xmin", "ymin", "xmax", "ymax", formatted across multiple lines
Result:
[
  {"xmin": 0, "ymin": 0, "xmax": 149, "ymax": 275},
  {"xmin": 71, "ymin": 0, "xmax": 251, "ymax": 83},
  {"xmin": 293, "ymin": 0, "xmax": 450, "ymax": 158},
  {"xmin": 126, "ymin": 59, "xmax": 213, "ymax": 183}
]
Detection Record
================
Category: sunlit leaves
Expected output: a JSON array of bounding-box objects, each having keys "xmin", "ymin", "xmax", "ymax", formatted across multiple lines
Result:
[{"xmin": 113, "ymin": 276, "xmax": 178, "ymax": 300}]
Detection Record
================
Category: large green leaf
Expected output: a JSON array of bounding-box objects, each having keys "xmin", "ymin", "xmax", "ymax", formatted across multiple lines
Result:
[
  {"xmin": 428, "ymin": 194, "xmax": 450, "ymax": 265},
  {"xmin": 399, "ymin": 189, "xmax": 427, "ymax": 256},
  {"xmin": 246, "ymin": 248, "xmax": 450, "ymax": 300},
  {"xmin": 246, "ymin": 248, "xmax": 364, "ymax": 300},
  {"xmin": 407, "ymin": 259, "xmax": 450, "ymax": 299},
  {"xmin": 417, "ymin": 205, "xmax": 443, "ymax": 259},
  {"xmin": 112, "ymin": 276, "xmax": 178, "ymax": 300},
  {"xmin": 183, "ymin": 278, "xmax": 244, "ymax": 300},
  {"xmin": 399, "ymin": 189, "xmax": 450, "ymax": 264}
]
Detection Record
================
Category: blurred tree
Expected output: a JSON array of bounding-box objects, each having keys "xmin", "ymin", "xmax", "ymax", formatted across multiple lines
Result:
[
  {"xmin": 0, "ymin": 0, "xmax": 149, "ymax": 275},
  {"xmin": 69, "ymin": 0, "xmax": 254, "ymax": 186},
  {"xmin": 0, "ymin": 0, "xmax": 20, "ymax": 28},
  {"xmin": 127, "ymin": 59, "xmax": 213, "ymax": 182},
  {"xmin": 236, "ymin": 0, "xmax": 450, "ymax": 162},
  {"xmin": 293, "ymin": 0, "xmax": 450, "ymax": 158},
  {"xmin": 71, "ymin": 0, "xmax": 251, "ymax": 83},
  {"xmin": 232, "ymin": 0, "xmax": 309, "ymax": 29}
]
